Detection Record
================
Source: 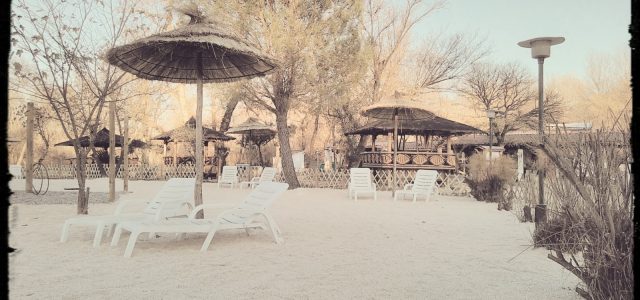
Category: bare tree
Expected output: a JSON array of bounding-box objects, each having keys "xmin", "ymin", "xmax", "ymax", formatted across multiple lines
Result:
[
  {"xmin": 408, "ymin": 33, "xmax": 488, "ymax": 91},
  {"xmin": 11, "ymin": 0, "xmax": 143, "ymax": 214},
  {"xmin": 459, "ymin": 62, "xmax": 564, "ymax": 144}
]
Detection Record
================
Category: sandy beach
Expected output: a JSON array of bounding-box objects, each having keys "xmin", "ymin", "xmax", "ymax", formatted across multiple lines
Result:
[{"xmin": 9, "ymin": 178, "xmax": 580, "ymax": 299}]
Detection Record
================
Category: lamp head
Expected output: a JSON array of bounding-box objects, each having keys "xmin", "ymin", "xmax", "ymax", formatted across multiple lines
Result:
[
  {"xmin": 486, "ymin": 109, "xmax": 496, "ymax": 119},
  {"xmin": 518, "ymin": 37, "xmax": 565, "ymax": 59}
]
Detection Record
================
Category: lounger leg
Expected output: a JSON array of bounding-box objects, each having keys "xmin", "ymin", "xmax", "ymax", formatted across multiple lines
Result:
[
  {"xmin": 413, "ymin": 194, "xmax": 417, "ymax": 203},
  {"xmin": 60, "ymin": 221, "xmax": 71, "ymax": 243},
  {"xmin": 147, "ymin": 232, "xmax": 156, "ymax": 240},
  {"xmin": 110, "ymin": 224, "xmax": 123, "ymax": 246},
  {"xmin": 263, "ymin": 213, "xmax": 283, "ymax": 244},
  {"xmin": 106, "ymin": 224, "xmax": 115, "ymax": 238},
  {"xmin": 93, "ymin": 222, "xmax": 106, "ymax": 248},
  {"xmin": 374, "ymin": 191, "xmax": 377, "ymax": 201},
  {"xmin": 124, "ymin": 230, "xmax": 141, "ymax": 258},
  {"xmin": 201, "ymin": 225, "xmax": 219, "ymax": 252}
]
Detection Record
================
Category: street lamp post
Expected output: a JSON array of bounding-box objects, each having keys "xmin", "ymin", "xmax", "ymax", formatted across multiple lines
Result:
[
  {"xmin": 486, "ymin": 109, "xmax": 496, "ymax": 167},
  {"xmin": 518, "ymin": 36, "xmax": 565, "ymax": 225}
]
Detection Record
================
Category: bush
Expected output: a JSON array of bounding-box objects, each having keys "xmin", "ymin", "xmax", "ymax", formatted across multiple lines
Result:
[{"xmin": 465, "ymin": 154, "xmax": 516, "ymax": 208}]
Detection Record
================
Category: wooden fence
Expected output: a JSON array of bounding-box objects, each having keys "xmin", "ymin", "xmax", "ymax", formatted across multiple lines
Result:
[{"xmin": 35, "ymin": 164, "xmax": 471, "ymax": 196}]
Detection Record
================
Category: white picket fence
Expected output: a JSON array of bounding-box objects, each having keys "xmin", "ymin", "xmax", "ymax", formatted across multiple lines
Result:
[{"xmin": 36, "ymin": 164, "xmax": 471, "ymax": 196}]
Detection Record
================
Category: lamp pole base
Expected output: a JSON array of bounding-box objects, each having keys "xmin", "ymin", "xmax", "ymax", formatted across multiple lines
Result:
[{"xmin": 534, "ymin": 204, "xmax": 547, "ymax": 224}]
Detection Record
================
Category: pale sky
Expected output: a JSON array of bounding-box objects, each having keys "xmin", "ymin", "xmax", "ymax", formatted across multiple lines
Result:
[{"xmin": 408, "ymin": 0, "xmax": 630, "ymax": 80}]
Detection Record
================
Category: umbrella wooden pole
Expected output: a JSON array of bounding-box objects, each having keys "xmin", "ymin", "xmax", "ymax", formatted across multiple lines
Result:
[
  {"xmin": 109, "ymin": 101, "xmax": 116, "ymax": 202},
  {"xmin": 194, "ymin": 53, "xmax": 204, "ymax": 218},
  {"xmin": 393, "ymin": 113, "xmax": 398, "ymax": 197}
]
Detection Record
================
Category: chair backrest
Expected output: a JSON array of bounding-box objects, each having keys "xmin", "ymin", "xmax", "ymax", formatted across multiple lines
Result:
[
  {"xmin": 349, "ymin": 168, "xmax": 373, "ymax": 189},
  {"xmin": 259, "ymin": 167, "xmax": 277, "ymax": 183},
  {"xmin": 412, "ymin": 170, "xmax": 438, "ymax": 193},
  {"xmin": 220, "ymin": 166, "xmax": 238, "ymax": 183},
  {"xmin": 143, "ymin": 178, "xmax": 196, "ymax": 219},
  {"xmin": 220, "ymin": 182, "xmax": 289, "ymax": 224}
]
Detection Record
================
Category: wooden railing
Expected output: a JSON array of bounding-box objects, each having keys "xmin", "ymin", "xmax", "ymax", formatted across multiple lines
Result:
[{"xmin": 360, "ymin": 151, "xmax": 458, "ymax": 170}]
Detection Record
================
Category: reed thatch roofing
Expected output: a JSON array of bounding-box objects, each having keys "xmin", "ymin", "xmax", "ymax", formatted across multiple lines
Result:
[
  {"xmin": 226, "ymin": 118, "xmax": 276, "ymax": 135},
  {"xmin": 362, "ymin": 92, "xmax": 436, "ymax": 121},
  {"xmin": 105, "ymin": 15, "xmax": 278, "ymax": 84},
  {"xmin": 345, "ymin": 116, "xmax": 482, "ymax": 137},
  {"xmin": 452, "ymin": 132, "xmax": 627, "ymax": 147},
  {"xmin": 151, "ymin": 117, "xmax": 235, "ymax": 142},
  {"xmin": 54, "ymin": 128, "xmax": 147, "ymax": 149}
]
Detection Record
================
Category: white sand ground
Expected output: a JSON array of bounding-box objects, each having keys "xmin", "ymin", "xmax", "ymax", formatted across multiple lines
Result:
[{"xmin": 9, "ymin": 179, "xmax": 581, "ymax": 299}]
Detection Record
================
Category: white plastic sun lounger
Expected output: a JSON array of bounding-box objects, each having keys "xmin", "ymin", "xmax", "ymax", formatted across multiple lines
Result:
[
  {"xmin": 60, "ymin": 178, "xmax": 195, "ymax": 247},
  {"xmin": 348, "ymin": 168, "xmax": 377, "ymax": 201},
  {"xmin": 217, "ymin": 166, "xmax": 239, "ymax": 188},
  {"xmin": 394, "ymin": 170, "xmax": 438, "ymax": 202},
  {"xmin": 110, "ymin": 181, "xmax": 289, "ymax": 258},
  {"xmin": 240, "ymin": 167, "xmax": 276, "ymax": 189}
]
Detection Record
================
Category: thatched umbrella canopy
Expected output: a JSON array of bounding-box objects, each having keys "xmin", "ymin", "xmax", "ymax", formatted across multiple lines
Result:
[
  {"xmin": 361, "ymin": 92, "xmax": 436, "ymax": 196},
  {"xmin": 54, "ymin": 128, "xmax": 147, "ymax": 149},
  {"xmin": 345, "ymin": 116, "xmax": 481, "ymax": 137},
  {"xmin": 226, "ymin": 117, "xmax": 276, "ymax": 166},
  {"xmin": 151, "ymin": 117, "xmax": 235, "ymax": 142},
  {"xmin": 106, "ymin": 6, "xmax": 278, "ymax": 214}
]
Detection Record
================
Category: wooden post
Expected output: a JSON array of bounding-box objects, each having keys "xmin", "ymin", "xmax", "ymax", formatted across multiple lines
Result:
[
  {"xmin": 25, "ymin": 102, "xmax": 34, "ymax": 193},
  {"xmin": 446, "ymin": 135, "xmax": 452, "ymax": 154},
  {"xmin": 173, "ymin": 141, "xmax": 178, "ymax": 167},
  {"xmin": 123, "ymin": 111, "xmax": 129, "ymax": 192},
  {"xmin": 109, "ymin": 101, "xmax": 116, "ymax": 202}
]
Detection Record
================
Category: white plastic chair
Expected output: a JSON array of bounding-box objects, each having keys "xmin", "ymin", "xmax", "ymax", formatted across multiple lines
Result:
[
  {"xmin": 217, "ymin": 166, "xmax": 239, "ymax": 188},
  {"xmin": 394, "ymin": 170, "xmax": 438, "ymax": 202},
  {"xmin": 348, "ymin": 168, "xmax": 377, "ymax": 201},
  {"xmin": 240, "ymin": 167, "xmax": 276, "ymax": 189},
  {"xmin": 110, "ymin": 182, "xmax": 289, "ymax": 257},
  {"xmin": 60, "ymin": 178, "xmax": 195, "ymax": 247}
]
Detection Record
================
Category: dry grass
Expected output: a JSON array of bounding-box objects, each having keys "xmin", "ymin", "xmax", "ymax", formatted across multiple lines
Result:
[
  {"xmin": 466, "ymin": 154, "xmax": 516, "ymax": 207},
  {"xmin": 533, "ymin": 117, "xmax": 633, "ymax": 299}
]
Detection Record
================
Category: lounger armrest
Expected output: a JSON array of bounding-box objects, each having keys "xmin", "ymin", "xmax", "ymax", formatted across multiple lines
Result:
[
  {"xmin": 250, "ymin": 177, "xmax": 260, "ymax": 183},
  {"xmin": 403, "ymin": 183, "xmax": 413, "ymax": 191},
  {"xmin": 372, "ymin": 182, "xmax": 377, "ymax": 191},
  {"xmin": 188, "ymin": 203, "xmax": 237, "ymax": 220}
]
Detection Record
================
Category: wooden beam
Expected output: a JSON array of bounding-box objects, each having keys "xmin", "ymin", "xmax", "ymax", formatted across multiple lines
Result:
[
  {"xmin": 123, "ymin": 111, "xmax": 129, "ymax": 193},
  {"xmin": 25, "ymin": 102, "xmax": 34, "ymax": 193},
  {"xmin": 109, "ymin": 101, "xmax": 116, "ymax": 202}
]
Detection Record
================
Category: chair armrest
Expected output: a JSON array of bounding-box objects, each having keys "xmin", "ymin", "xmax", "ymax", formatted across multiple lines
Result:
[{"xmin": 188, "ymin": 203, "xmax": 237, "ymax": 219}]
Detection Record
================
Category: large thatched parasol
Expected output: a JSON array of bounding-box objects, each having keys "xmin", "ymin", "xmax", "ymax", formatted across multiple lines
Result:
[
  {"xmin": 362, "ymin": 92, "xmax": 436, "ymax": 197},
  {"xmin": 106, "ymin": 6, "xmax": 277, "ymax": 213},
  {"xmin": 226, "ymin": 117, "xmax": 276, "ymax": 166},
  {"xmin": 55, "ymin": 128, "xmax": 146, "ymax": 149}
]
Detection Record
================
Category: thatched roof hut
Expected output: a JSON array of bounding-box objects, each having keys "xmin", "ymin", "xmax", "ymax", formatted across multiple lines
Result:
[{"xmin": 54, "ymin": 128, "xmax": 146, "ymax": 149}]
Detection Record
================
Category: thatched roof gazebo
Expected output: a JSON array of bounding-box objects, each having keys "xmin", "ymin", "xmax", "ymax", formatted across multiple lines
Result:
[
  {"xmin": 226, "ymin": 118, "xmax": 276, "ymax": 166},
  {"xmin": 54, "ymin": 128, "xmax": 147, "ymax": 149},
  {"xmin": 151, "ymin": 117, "xmax": 235, "ymax": 166},
  {"xmin": 346, "ymin": 113, "xmax": 481, "ymax": 173}
]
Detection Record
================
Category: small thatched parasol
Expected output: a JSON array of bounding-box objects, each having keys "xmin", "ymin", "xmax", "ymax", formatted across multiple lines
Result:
[
  {"xmin": 106, "ymin": 5, "xmax": 278, "ymax": 213},
  {"xmin": 226, "ymin": 117, "xmax": 276, "ymax": 166},
  {"xmin": 361, "ymin": 92, "xmax": 436, "ymax": 197},
  {"xmin": 55, "ymin": 128, "xmax": 147, "ymax": 149}
]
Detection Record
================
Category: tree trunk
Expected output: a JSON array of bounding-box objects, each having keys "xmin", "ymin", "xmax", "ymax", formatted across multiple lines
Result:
[
  {"xmin": 215, "ymin": 96, "xmax": 240, "ymax": 176},
  {"xmin": 275, "ymin": 105, "xmax": 300, "ymax": 189},
  {"xmin": 75, "ymin": 148, "xmax": 88, "ymax": 214}
]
